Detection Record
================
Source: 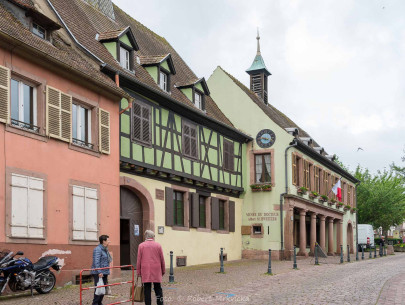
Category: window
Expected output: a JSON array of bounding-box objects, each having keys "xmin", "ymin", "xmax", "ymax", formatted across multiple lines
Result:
[
  {"xmin": 199, "ymin": 196, "xmax": 206, "ymax": 228},
  {"xmin": 348, "ymin": 185, "xmax": 352, "ymax": 206},
  {"xmin": 182, "ymin": 121, "xmax": 198, "ymax": 159},
  {"xmin": 72, "ymin": 104, "xmax": 92, "ymax": 149},
  {"xmin": 119, "ymin": 47, "xmax": 130, "ymax": 70},
  {"xmin": 255, "ymin": 154, "xmax": 271, "ymax": 183},
  {"xmin": 132, "ymin": 101, "xmax": 151, "ymax": 145},
  {"xmin": 323, "ymin": 171, "xmax": 329, "ymax": 196},
  {"xmin": 32, "ymin": 23, "xmax": 46, "ymax": 39},
  {"xmin": 223, "ymin": 139, "xmax": 235, "ymax": 172},
  {"xmin": 194, "ymin": 91, "xmax": 202, "ymax": 109},
  {"xmin": 159, "ymin": 71, "xmax": 168, "ymax": 92},
  {"xmin": 314, "ymin": 167, "xmax": 321, "ymax": 193},
  {"xmin": 72, "ymin": 185, "xmax": 98, "ymax": 241},
  {"xmin": 10, "ymin": 174, "xmax": 44, "ymax": 238},
  {"xmin": 173, "ymin": 191, "xmax": 184, "ymax": 226},
  {"xmin": 11, "ymin": 79, "xmax": 38, "ymax": 132},
  {"xmin": 292, "ymin": 154, "xmax": 301, "ymax": 186},
  {"xmin": 219, "ymin": 200, "xmax": 225, "ymax": 230},
  {"xmin": 303, "ymin": 160, "xmax": 310, "ymax": 189}
]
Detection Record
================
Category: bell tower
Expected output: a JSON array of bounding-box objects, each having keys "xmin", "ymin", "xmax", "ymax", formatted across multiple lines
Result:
[{"xmin": 246, "ymin": 29, "xmax": 271, "ymax": 104}]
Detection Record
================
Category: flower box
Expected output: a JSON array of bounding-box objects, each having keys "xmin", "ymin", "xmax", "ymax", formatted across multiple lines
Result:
[
  {"xmin": 250, "ymin": 184, "xmax": 262, "ymax": 192},
  {"xmin": 297, "ymin": 187, "xmax": 308, "ymax": 195},
  {"xmin": 319, "ymin": 195, "xmax": 328, "ymax": 203},
  {"xmin": 261, "ymin": 184, "xmax": 272, "ymax": 192},
  {"xmin": 309, "ymin": 191, "xmax": 319, "ymax": 199},
  {"xmin": 350, "ymin": 208, "xmax": 357, "ymax": 214}
]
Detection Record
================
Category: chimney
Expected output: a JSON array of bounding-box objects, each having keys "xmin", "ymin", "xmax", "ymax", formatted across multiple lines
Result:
[{"xmin": 84, "ymin": 0, "xmax": 115, "ymax": 20}]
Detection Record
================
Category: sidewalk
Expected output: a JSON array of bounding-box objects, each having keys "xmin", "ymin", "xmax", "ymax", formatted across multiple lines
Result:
[{"xmin": 0, "ymin": 252, "xmax": 400, "ymax": 304}]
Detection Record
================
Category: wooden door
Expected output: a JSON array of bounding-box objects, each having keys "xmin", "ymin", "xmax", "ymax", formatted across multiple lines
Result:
[{"xmin": 120, "ymin": 187, "xmax": 143, "ymax": 267}]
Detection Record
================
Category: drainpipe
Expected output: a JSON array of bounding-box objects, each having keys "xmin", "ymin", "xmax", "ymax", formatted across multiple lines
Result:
[
  {"xmin": 280, "ymin": 139, "xmax": 297, "ymax": 260},
  {"xmin": 355, "ymin": 181, "xmax": 361, "ymax": 251}
]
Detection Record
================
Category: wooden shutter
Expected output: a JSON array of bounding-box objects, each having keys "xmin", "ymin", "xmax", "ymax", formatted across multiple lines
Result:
[
  {"xmin": 72, "ymin": 186, "xmax": 85, "ymax": 240},
  {"xmin": 132, "ymin": 102, "xmax": 141, "ymax": 141},
  {"xmin": 141, "ymin": 105, "xmax": 151, "ymax": 143},
  {"xmin": 292, "ymin": 153, "xmax": 297, "ymax": 185},
  {"xmin": 165, "ymin": 187, "xmax": 174, "ymax": 226},
  {"xmin": 183, "ymin": 123, "xmax": 191, "ymax": 156},
  {"xmin": 229, "ymin": 201, "xmax": 235, "ymax": 232},
  {"xmin": 84, "ymin": 187, "xmax": 98, "ymax": 241},
  {"xmin": 99, "ymin": 108, "xmax": 110, "ymax": 154},
  {"xmin": 60, "ymin": 93, "xmax": 72, "ymax": 142},
  {"xmin": 46, "ymin": 86, "xmax": 61, "ymax": 138},
  {"xmin": 11, "ymin": 174, "xmax": 29, "ymax": 237},
  {"xmin": 224, "ymin": 140, "xmax": 234, "ymax": 171},
  {"xmin": 0, "ymin": 65, "xmax": 10, "ymax": 123},
  {"xmin": 211, "ymin": 197, "xmax": 219, "ymax": 230},
  {"xmin": 27, "ymin": 177, "xmax": 44, "ymax": 238},
  {"xmin": 190, "ymin": 193, "xmax": 199, "ymax": 228},
  {"xmin": 190, "ymin": 125, "xmax": 197, "ymax": 158}
]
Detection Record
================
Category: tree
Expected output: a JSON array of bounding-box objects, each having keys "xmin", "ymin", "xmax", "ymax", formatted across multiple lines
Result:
[{"xmin": 355, "ymin": 166, "xmax": 405, "ymax": 233}]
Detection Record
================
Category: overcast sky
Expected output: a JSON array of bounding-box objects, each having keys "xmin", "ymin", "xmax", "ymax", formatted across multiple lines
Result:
[{"xmin": 115, "ymin": 0, "xmax": 405, "ymax": 174}]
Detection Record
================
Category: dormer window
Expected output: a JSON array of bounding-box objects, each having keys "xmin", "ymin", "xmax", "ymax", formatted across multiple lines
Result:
[
  {"xmin": 159, "ymin": 70, "xmax": 168, "ymax": 91},
  {"xmin": 140, "ymin": 54, "xmax": 176, "ymax": 93},
  {"xmin": 32, "ymin": 23, "xmax": 46, "ymax": 39},
  {"xmin": 194, "ymin": 91, "xmax": 202, "ymax": 109},
  {"xmin": 98, "ymin": 27, "xmax": 139, "ymax": 72},
  {"xmin": 119, "ymin": 46, "xmax": 130, "ymax": 70}
]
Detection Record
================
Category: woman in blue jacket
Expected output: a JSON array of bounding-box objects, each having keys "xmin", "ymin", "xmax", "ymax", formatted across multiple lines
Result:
[{"xmin": 91, "ymin": 235, "xmax": 112, "ymax": 305}]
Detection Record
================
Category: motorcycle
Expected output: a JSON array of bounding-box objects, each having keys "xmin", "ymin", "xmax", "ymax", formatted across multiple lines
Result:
[{"xmin": 0, "ymin": 250, "xmax": 61, "ymax": 295}]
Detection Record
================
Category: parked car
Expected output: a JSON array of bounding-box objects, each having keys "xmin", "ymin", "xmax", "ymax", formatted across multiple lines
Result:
[{"xmin": 358, "ymin": 224, "xmax": 375, "ymax": 251}]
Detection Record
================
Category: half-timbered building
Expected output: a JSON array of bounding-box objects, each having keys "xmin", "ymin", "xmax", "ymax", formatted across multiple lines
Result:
[{"xmin": 49, "ymin": 0, "xmax": 251, "ymax": 268}]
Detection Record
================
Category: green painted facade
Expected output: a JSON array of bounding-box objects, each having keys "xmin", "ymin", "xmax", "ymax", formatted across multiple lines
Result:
[
  {"xmin": 161, "ymin": 59, "xmax": 170, "ymax": 71},
  {"xmin": 195, "ymin": 82, "xmax": 203, "ymax": 92},
  {"xmin": 145, "ymin": 66, "xmax": 158, "ymax": 83},
  {"xmin": 120, "ymin": 92, "xmax": 244, "ymax": 191},
  {"xmin": 103, "ymin": 41, "xmax": 117, "ymax": 59},
  {"xmin": 180, "ymin": 88, "xmax": 193, "ymax": 101},
  {"xmin": 119, "ymin": 33, "xmax": 131, "ymax": 47}
]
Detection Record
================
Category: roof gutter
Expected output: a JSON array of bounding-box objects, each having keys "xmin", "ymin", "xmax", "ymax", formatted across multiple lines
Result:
[
  {"xmin": 46, "ymin": 0, "xmax": 251, "ymax": 142},
  {"xmin": 294, "ymin": 139, "xmax": 359, "ymax": 183},
  {"xmin": 46, "ymin": 0, "xmax": 104, "ymax": 64},
  {"xmin": 101, "ymin": 63, "xmax": 252, "ymax": 142}
]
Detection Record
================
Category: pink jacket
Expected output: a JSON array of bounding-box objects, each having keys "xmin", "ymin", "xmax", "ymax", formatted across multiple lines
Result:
[{"xmin": 136, "ymin": 239, "xmax": 165, "ymax": 283}]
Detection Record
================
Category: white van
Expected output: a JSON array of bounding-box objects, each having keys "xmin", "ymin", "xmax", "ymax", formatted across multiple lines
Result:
[{"xmin": 358, "ymin": 224, "xmax": 375, "ymax": 250}]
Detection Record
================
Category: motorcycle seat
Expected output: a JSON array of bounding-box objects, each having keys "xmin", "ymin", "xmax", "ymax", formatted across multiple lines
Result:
[{"xmin": 32, "ymin": 256, "xmax": 57, "ymax": 271}]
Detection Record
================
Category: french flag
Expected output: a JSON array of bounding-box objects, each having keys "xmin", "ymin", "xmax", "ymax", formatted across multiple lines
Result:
[{"xmin": 332, "ymin": 179, "xmax": 342, "ymax": 201}]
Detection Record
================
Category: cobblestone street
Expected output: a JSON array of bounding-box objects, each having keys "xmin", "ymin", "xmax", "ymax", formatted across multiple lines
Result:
[{"xmin": 1, "ymin": 253, "xmax": 404, "ymax": 305}]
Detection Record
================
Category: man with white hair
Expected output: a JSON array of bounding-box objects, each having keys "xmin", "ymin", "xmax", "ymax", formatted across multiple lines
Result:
[{"xmin": 136, "ymin": 230, "xmax": 165, "ymax": 305}]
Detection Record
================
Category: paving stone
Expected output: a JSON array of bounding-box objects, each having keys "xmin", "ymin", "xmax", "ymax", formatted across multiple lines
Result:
[{"xmin": 0, "ymin": 253, "xmax": 404, "ymax": 304}]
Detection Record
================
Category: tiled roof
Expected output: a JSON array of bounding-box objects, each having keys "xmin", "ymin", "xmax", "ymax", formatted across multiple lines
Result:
[
  {"xmin": 0, "ymin": 2, "xmax": 126, "ymax": 98},
  {"xmin": 98, "ymin": 28, "xmax": 126, "ymax": 41},
  {"xmin": 175, "ymin": 79, "xmax": 200, "ymax": 88},
  {"xmin": 139, "ymin": 54, "xmax": 169, "ymax": 65},
  {"xmin": 48, "ymin": 0, "xmax": 233, "ymax": 127},
  {"xmin": 10, "ymin": 0, "xmax": 35, "ymax": 9},
  {"xmin": 218, "ymin": 66, "xmax": 323, "ymax": 149}
]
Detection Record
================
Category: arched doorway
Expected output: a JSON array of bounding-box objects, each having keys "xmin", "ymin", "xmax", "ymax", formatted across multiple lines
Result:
[
  {"xmin": 120, "ymin": 187, "xmax": 143, "ymax": 267},
  {"xmin": 347, "ymin": 222, "xmax": 354, "ymax": 253}
]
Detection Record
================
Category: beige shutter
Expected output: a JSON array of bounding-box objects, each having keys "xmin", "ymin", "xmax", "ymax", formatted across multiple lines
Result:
[
  {"xmin": 99, "ymin": 108, "xmax": 110, "ymax": 154},
  {"xmin": 46, "ymin": 86, "xmax": 61, "ymax": 138},
  {"xmin": 11, "ymin": 174, "xmax": 29, "ymax": 237},
  {"xmin": 27, "ymin": 177, "xmax": 44, "ymax": 238},
  {"xmin": 84, "ymin": 187, "xmax": 98, "ymax": 241},
  {"xmin": 0, "ymin": 65, "xmax": 10, "ymax": 124},
  {"xmin": 292, "ymin": 153, "xmax": 297, "ymax": 185},
  {"xmin": 72, "ymin": 186, "xmax": 85, "ymax": 240},
  {"xmin": 60, "ymin": 93, "xmax": 72, "ymax": 142}
]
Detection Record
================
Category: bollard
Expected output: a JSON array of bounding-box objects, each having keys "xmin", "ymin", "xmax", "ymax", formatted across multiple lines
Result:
[
  {"xmin": 220, "ymin": 248, "xmax": 224, "ymax": 273},
  {"xmin": 356, "ymin": 247, "xmax": 359, "ymax": 261},
  {"xmin": 340, "ymin": 245, "xmax": 343, "ymax": 264},
  {"xmin": 374, "ymin": 246, "xmax": 377, "ymax": 258},
  {"xmin": 267, "ymin": 249, "xmax": 272, "ymax": 274},
  {"xmin": 369, "ymin": 247, "xmax": 372, "ymax": 259},
  {"xmin": 361, "ymin": 247, "xmax": 364, "ymax": 260},
  {"xmin": 315, "ymin": 244, "xmax": 319, "ymax": 265},
  {"xmin": 347, "ymin": 245, "xmax": 350, "ymax": 262},
  {"xmin": 169, "ymin": 251, "xmax": 175, "ymax": 283},
  {"xmin": 293, "ymin": 246, "xmax": 298, "ymax": 269}
]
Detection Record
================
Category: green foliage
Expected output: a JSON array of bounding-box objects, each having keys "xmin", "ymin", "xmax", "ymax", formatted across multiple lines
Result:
[{"xmin": 355, "ymin": 166, "xmax": 405, "ymax": 231}]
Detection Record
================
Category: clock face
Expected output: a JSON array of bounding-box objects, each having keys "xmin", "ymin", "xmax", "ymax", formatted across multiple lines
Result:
[{"xmin": 256, "ymin": 129, "xmax": 276, "ymax": 148}]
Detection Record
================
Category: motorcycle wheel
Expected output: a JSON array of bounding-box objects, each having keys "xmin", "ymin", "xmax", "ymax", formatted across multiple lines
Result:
[{"xmin": 35, "ymin": 271, "xmax": 56, "ymax": 294}]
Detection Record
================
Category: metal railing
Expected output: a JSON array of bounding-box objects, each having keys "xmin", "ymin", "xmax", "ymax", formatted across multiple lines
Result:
[{"xmin": 79, "ymin": 265, "xmax": 135, "ymax": 305}]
